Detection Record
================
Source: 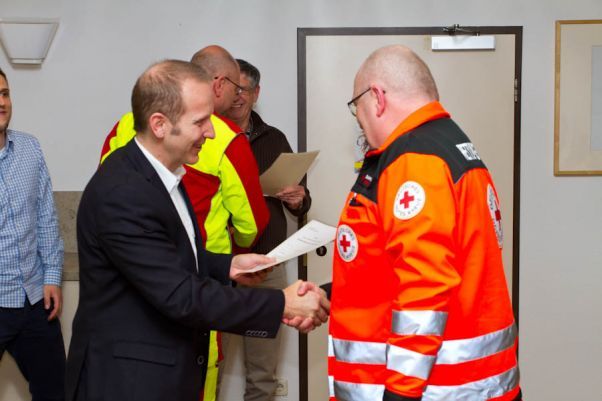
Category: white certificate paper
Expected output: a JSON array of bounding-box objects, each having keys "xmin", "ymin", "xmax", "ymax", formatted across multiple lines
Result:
[{"xmin": 248, "ymin": 220, "xmax": 337, "ymax": 272}]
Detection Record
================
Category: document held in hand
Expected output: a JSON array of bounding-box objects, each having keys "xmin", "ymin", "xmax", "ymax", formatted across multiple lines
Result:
[
  {"xmin": 248, "ymin": 220, "xmax": 337, "ymax": 272},
  {"xmin": 259, "ymin": 151, "xmax": 319, "ymax": 196}
]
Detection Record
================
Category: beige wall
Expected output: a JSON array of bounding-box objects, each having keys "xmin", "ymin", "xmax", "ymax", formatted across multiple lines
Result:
[{"xmin": 1, "ymin": 1, "xmax": 602, "ymax": 400}]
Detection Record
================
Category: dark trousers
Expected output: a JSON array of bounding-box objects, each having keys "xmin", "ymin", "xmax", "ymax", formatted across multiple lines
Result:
[{"xmin": 0, "ymin": 300, "xmax": 66, "ymax": 401}]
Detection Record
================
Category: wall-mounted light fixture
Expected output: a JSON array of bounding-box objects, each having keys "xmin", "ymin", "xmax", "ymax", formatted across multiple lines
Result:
[{"xmin": 0, "ymin": 18, "xmax": 59, "ymax": 65}]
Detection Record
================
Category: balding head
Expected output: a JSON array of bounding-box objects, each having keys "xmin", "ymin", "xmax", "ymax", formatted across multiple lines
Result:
[
  {"xmin": 357, "ymin": 45, "xmax": 439, "ymax": 104},
  {"xmin": 190, "ymin": 45, "xmax": 240, "ymax": 113},
  {"xmin": 350, "ymin": 46, "xmax": 439, "ymax": 149},
  {"xmin": 131, "ymin": 59, "xmax": 211, "ymax": 134},
  {"xmin": 190, "ymin": 45, "xmax": 238, "ymax": 77}
]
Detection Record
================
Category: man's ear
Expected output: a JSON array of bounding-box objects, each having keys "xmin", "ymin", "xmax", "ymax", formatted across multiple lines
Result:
[
  {"xmin": 374, "ymin": 86, "xmax": 386, "ymax": 118},
  {"xmin": 253, "ymin": 84, "xmax": 261, "ymax": 103},
  {"xmin": 148, "ymin": 112, "xmax": 169, "ymax": 139},
  {"xmin": 213, "ymin": 76, "xmax": 224, "ymax": 99}
]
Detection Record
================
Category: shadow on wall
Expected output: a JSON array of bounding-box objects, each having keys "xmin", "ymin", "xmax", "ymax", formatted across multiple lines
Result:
[
  {"xmin": 54, "ymin": 191, "xmax": 82, "ymax": 253},
  {"xmin": 0, "ymin": 362, "xmax": 28, "ymax": 401}
]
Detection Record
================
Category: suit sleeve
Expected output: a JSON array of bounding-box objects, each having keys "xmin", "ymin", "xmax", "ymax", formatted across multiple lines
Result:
[
  {"xmin": 201, "ymin": 249, "xmax": 232, "ymax": 285},
  {"xmin": 220, "ymin": 134, "xmax": 270, "ymax": 249},
  {"xmin": 380, "ymin": 153, "xmax": 461, "ymax": 400},
  {"xmin": 95, "ymin": 181, "xmax": 283, "ymax": 335}
]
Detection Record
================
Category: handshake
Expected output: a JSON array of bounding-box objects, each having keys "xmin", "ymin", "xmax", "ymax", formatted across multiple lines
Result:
[
  {"xmin": 230, "ymin": 254, "xmax": 330, "ymax": 334},
  {"xmin": 281, "ymin": 280, "xmax": 330, "ymax": 333}
]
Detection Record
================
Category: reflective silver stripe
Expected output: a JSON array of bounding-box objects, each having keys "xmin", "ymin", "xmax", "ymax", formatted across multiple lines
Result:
[
  {"xmin": 332, "ymin": 337, "xmax": 434, "ymax": 380},
  {"xmin": 328, "ymin": 375, "xmax": 335, "ymax": 398},
  {"xmin": 333, "ymin": 380, "xmax": 384, "ymax": 401},
  {"xmin": 332, "ymin": 338, "xmax": 386, "ymax": 364},
  {"xmin": 332, "ymin": 322, "xmax": 516, "ymax": 380},
  {"xmin": 437, "ymin": 323, "xmax": 517, "ymax": 364},
  {"xmin": 332, "ymin": 367, "xmax": 519, "ymax": 401},
  {"xmin": 423, "ymin": 365, "xmax": 520, "ymax": 401},
  {"xmin": 392, "ymin": 310, "xmax": 448, "ymax": 336},
  {"xmin": 387, "ymin": 344, "xmax": 436, "ymax": 380},
  {"xmin": 328, "ymin": 335, "xmax": 334, "ymax": 357}
]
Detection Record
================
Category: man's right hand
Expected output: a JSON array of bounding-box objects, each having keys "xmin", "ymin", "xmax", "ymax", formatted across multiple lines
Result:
[{"xmin": 282, "ymin": 280, "xmax": 330, "ymax": 333}]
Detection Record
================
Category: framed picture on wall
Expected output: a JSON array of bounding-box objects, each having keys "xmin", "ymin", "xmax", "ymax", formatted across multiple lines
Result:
[{"xmin": 554, "ymin": 20, "xmax": 602, "ymax": 176}]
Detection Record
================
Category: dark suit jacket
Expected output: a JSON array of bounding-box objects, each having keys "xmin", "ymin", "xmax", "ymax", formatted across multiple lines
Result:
[{"xmin": 66, "ymin": 140, "xmax": 284, "ymax": 401}]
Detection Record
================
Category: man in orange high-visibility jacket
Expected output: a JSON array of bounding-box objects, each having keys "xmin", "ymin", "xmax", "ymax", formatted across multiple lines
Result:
[
  {"xmin": 326, "ymin": 45, "xmax": 522, "ymax": 401},
  {"xmin": 99, "ymin": 46, "xmax": 269, "ymax": 401}
]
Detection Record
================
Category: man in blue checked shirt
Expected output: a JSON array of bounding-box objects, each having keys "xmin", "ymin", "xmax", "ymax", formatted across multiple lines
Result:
[{"xmin": 0, "ymin": 67, "xmax": 65, "ymax": 401}]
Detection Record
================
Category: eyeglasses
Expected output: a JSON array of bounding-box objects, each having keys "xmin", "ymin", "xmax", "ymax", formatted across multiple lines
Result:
[
  {"xmin": 239, "ymin": 85, "xmax": 256, "ymax": 96},
  {"xmin": 347, "ymin": 88, "xmax": 371, "ymax": 117},
  {"xmin": 223, "ymin": 76, "xmax": 245, "ymax": 95}
]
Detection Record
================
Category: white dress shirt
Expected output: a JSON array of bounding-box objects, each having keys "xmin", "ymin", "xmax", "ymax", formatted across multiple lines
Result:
[{"xmin": 135, "ymin": 138, "xmax": 198, "ymax": 271}]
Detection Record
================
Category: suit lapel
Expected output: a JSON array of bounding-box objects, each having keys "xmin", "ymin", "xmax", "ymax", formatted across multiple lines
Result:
[
  {"xmin": 123, "ymin": 140, "xmax": 173, "ymax": 203},
  {"xmin": 179, "ymin": 181, "xmax": 207, "ymax": 277},
  {"xmin": 123, "ymin": 140, "xmax": 200, "ymax": 274}
]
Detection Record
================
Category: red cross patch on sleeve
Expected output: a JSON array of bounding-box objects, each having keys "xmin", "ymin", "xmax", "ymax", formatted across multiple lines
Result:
[
  {"xmin": 394, "ymin": 181, "xmax": 426, "ymax": 220},
  {"xmin": 336, "ymin": 224, "xmax": 359, "ymax": 262},
  {"xmin": 487, "ymin": 184, "xmax": 504, "ymax": 248}
]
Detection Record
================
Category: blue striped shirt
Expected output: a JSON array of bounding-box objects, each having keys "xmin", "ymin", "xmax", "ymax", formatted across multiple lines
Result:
[{"xmin": 0, "ymin": 129, "xmax": 64, "ymax": 308}]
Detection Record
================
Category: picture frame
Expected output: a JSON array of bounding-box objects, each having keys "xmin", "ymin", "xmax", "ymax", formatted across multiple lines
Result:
[{"xmin": 554, "ymin": 20, "xmax": 602, "ymax": 176}]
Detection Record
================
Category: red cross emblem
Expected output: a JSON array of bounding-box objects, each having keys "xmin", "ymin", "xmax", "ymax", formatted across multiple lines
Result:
[
  {"xmin": 337, "ymin": 225, "xmax": 358, "ymax": 262},
  {"xmin": 399, "ymin": 191, "xmax": 415, "ymax": 209},
  {"xmin": 394, "ymin": 181, "xmax": 426, "ymax": 220},
  {"xmin": 339, "ymin": 235, "xmax": 351, "ymax": 253}
]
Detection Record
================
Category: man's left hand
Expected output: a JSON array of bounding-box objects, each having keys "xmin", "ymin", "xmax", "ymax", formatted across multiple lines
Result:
[
  {"xmin": 275, "ymin": 185, "xmax": 305, "ymax": 210},
  {"xmin": 44, "ymin": 284, "xmax": 62, "ymax": 321}
]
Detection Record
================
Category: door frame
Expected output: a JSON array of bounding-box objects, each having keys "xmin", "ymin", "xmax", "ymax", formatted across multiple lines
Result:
[{"xmin": 296, "ymin": 26, "xmax": 522, "ymax": 401}]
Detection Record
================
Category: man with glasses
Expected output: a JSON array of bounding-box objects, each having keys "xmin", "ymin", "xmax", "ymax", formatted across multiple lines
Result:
[
  {"xmin": 98, "ymin": 46, "xmax": 269, "ymax": 401},
  {"xmin": 325, "ymin": 45, "xmax": 521, "ymax": 401},
  {"xmin": 223, "ymin": 59, "xmax": 311, "ymax": 401}
]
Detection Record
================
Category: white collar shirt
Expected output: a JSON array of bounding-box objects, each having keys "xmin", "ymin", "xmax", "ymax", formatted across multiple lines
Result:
[{"xmin": 134, "ymin": 138, "xmax": 198, "ymax": 271}]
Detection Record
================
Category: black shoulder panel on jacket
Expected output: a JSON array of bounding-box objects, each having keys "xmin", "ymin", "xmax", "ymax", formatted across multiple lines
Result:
[{"xmin": 351, "ymin": 118, "xmax": 487, "ymax": 203}]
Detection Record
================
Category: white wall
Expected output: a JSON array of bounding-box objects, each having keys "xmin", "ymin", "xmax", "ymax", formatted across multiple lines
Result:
[{"xmin": 1, "ymin": 1, "xmax": 601, "ymax": 400}]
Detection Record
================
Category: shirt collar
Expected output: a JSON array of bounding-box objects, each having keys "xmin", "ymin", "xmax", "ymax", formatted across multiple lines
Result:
[{"xmin": 134, "ymin": 137, "xmax": 186, "ymax": 193}]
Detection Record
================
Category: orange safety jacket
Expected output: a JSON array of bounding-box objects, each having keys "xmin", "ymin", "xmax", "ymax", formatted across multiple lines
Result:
[{"xmin": 328, "ymin": 102, "xmax": 520, "ymax": 401}]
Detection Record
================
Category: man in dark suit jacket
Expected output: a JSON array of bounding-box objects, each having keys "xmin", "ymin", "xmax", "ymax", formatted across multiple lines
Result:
[{"xmin": 65, "ymin": 60, "xmax": 328, "ymax": 401}]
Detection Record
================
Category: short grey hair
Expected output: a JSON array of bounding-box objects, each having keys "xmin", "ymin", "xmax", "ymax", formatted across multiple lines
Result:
[{"xmin": 236, "ymin": 59, "xmax": 261, "ymax": 88}]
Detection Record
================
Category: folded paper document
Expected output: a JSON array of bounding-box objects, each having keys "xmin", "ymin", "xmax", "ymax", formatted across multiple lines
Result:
[
  {"xmin": 259, "ymin": 151, "xmax": 319, "ymax": 196},
  {"xmin": 247, "ymin": 220, "xmax": 336, "ymax": 272}
]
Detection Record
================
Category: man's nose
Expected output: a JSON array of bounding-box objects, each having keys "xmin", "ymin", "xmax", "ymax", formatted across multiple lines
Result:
[{"xmin": 205, "ymin": 123, "xmax": 216, "ymax": 139}]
